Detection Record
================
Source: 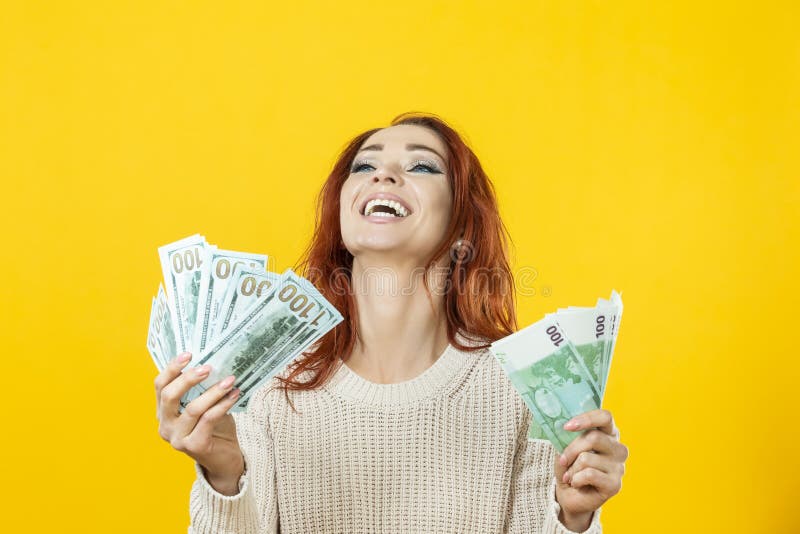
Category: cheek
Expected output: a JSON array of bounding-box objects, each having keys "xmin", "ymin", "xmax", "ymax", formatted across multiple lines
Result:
[
  {"xmin": 339, "ymin": 178, "xmax": 361, "ymax": 240},
  {"xmin": 339, "ymin": 179, "xmax": 356, "ymax": 217},
  {"xmin": 425, "ymin": 182, "xmax": 453, "ymax": 225}
]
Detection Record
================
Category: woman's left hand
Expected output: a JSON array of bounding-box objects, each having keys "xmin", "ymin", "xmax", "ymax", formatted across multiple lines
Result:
[{"xmin": 553, "ymin": 409, "xmax": 628, "ymax": 531}]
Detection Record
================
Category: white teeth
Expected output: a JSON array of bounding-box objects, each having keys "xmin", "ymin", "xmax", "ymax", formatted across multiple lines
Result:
[{"xmin": 364, "ymin": 198, "xmax": 409, "ymax": 217}]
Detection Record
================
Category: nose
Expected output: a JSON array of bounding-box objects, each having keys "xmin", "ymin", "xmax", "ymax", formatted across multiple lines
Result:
[{"xmin": 372, "ymin": 173, "xmax": 397, "ymax": 184}]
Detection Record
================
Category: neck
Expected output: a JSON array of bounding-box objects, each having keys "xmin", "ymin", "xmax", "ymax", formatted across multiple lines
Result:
[{"xmin": 345, "ymin": 253, "xmax": 451, "ymax": 384}]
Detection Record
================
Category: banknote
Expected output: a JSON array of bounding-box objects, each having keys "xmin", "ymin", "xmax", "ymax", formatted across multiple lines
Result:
[
  {"xmin": 547, "ymin": 306, "xmax": 613, "ymax": 396},
  {"xmin": 491, "ymin": 320, "xmax": 602, "ymax": 452},
  {"xmin": 146, "ymin": 297, "xmax": 165, "ymax": 370},
  {"xmin": 182, "ymin": 269, "xmax": 343, "ymax": 411},
  {"xmin": 158, "ymin": 234, "xmax": 214, "ymax": 354},
  {"xmin": 191, "ymin": 249, "xmax": 268, "ymax": 355},
  {"xmin": 598, "ymin": 290, "xmax": 623, "ymax": 392},
  {"xmin": 149, "ymin": 236, "xmax": 343, "ymax": 416},
  {"xmin": 154, "ymin": 284, "xmax": 178, "ymax": 365},
  {"xmin": 490, "ymin": 291, "xmax": 623, "ymax": 452},
  {"xmin": 230, "ymin": 275, "xmax": 341, "ymax": 410},
  {"xmin": 213, "ymin": 264, "xmax": 281, "ymax": 338},
  {"xmin": 556, "ymin": 292, "xmax": 623, "ymax": 397}
]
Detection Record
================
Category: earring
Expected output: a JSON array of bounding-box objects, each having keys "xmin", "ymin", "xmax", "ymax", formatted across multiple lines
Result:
[{"xmin": 450, "ymin": 238, "xmax": 473, "ymax": 262}]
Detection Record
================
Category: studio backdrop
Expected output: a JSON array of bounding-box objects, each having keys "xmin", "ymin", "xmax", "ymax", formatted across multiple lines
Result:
[{"xmin": 1, "ymin": 1, "xmax": 797, "ymax": 532}]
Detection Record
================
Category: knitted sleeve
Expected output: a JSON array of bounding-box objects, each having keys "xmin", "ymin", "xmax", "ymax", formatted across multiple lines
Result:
[
  {"xmin": 187, "ymin": 383, "xmax": 279, "ymax": 534},
  {"xmin": 504, "ymin": 410, "xmax": 603, "ymax": 534}
]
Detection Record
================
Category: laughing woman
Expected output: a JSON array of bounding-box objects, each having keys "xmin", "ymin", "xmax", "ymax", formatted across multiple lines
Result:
[{"xmin": 154, "ymin": 112, "xmax": 628, "ymax": 533}]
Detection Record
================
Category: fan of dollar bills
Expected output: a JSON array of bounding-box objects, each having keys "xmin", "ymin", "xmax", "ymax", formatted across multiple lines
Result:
[
  {"xmin": 146, "ymin": 234, "xmax": 343, "ymax": 411},
  {"xmin": 489, "ymin": 291, "xmax": 623, "ymax": 452}
]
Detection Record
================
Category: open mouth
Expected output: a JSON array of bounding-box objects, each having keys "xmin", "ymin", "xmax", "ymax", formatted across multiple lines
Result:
[{"xmin": 361, "ymin": 198, "xmax": 410, "ymax": 218}]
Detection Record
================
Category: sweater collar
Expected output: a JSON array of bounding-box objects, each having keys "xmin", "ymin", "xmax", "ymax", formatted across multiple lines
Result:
[{"xmin": 323, "ymin": 338, "xmax": 476, "ymax": 406}]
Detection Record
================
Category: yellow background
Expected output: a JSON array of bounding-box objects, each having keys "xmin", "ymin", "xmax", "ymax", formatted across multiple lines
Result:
[{"xmin": 2, "ymin": 1, "xmax": 797, "ymax": 532}]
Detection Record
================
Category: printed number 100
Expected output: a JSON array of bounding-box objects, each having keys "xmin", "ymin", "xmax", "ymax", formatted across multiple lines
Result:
[{"xmin": 546, "ymin": 325, "xmax": 564, "ymax": 347}]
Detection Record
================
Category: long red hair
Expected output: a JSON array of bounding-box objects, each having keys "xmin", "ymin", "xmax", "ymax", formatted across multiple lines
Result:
[{"xmin": 278, "ymin": 111, "xmax": 517, "ymax": 397}]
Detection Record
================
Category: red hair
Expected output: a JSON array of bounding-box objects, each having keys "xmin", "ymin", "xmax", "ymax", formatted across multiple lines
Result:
[{"xmin": 278, "ymin": 111, "xmax": 517, "ymax": 399}]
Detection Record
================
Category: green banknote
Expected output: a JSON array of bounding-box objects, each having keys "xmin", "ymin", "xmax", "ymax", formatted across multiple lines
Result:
[
  {"xmin": 597, "ymin": 291, "xmax": 623, "ymax": 392},
  {"xmin": 214, "ymin": 264, "xmax": 281, "ymax": 339},
  {"xmin": 154, "ymin": 284, "xmax": 178, "ymax": 364},
  {"xmin": 490, "ymin": 291, "xmax": 623, "ymax": 452},
  {"xmin": 228, "ymin": 275, "xmax": 341, "ymax": 410},
  {"xmin": 183, "ymin": 269, "xmax": 343, "ymax": 411},
  {"xmin": 548, "ymin": 305, "xmax": 614, "ymax": 397},
  {"xmin": 191, "ymin": 249, "xmax": 268, "ymax": 355},
  {"xmin": 149, "ymin": 236, "xmax": 343, "ymax": 415},
  {"xmin": 146, "ymin": 297, "xmax": 165, "ymax": 370},
  {"xmin": 158, "ymin": 234, "xmax": 214, "ymax": 353}
]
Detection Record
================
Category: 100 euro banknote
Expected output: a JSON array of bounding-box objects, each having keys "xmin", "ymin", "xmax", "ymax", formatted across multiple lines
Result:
[
  {"xmin": 556, "ymin": 290, "xmax": 623, "ymax": 397},
  {"xmin": 490, "ymin": 316, "xmax": 605, "ymax": 452}
]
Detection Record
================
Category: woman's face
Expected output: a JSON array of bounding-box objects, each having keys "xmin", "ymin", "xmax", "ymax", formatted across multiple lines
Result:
[{"xmin": 339, "ymin": 124, "xmax": 452, "ymax": 265}]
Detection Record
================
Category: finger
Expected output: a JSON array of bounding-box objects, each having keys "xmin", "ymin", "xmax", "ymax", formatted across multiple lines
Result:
[
  {"xmin": 563, "ymin": 409, "xmax": 617, "ymax": 437},
  {"xmin": 173, "ymin": 375, "xmax": 237, "ymax": 438},
  {"xmin": 570, "ymin": 467, "xmax": 622, "ymax": 496},
  {"xmin": 160, "ymin": 363, "xmax": 213, "ymax": 422},
  {"xmin": 154, "ymin": 352, "xmax": 193, "ymax": 407},
  {"xmin": 559, "ymin": 429, "xmax": 616, "ymax": 468},
  {"xmin": 188, "ymin": 388, "xmax": 241, "ymax": 443},
  {"xmin": 554, "ymin": 449, "xmax": 567, "ymax": 482},
  {"xmin": 562, "ymin": 450, "xmax": 616, "ymax": 484}
]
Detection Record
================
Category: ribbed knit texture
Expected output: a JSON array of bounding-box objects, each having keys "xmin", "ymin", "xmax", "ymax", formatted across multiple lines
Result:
[{"xmin": 188, "ymin": 336, "xmax": 603, "ymax": 534}]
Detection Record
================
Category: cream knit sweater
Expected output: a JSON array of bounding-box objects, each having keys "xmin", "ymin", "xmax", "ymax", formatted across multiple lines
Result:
[{"xmin": 187, "ymin": 337, "xmax": 603, "ymax": 534}]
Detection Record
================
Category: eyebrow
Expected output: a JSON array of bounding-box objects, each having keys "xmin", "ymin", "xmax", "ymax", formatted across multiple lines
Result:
[{"xmin": 357, "ymin": 143, "xmax": 446, "ymax": 162}]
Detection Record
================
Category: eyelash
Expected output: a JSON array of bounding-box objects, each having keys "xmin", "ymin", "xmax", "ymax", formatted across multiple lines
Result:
[{"xmin": 350, "ymin": 159, "xmax": 443, "ymax": 174}]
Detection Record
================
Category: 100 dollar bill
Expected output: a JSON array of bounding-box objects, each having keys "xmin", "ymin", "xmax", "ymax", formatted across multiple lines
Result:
[
  {"xmin": 158, "ymin": 234, "xmax": 213, "ymax": 354},
  {"xmin": 182, "ymin": 269, "xmax": 342, "ymax": 410},
  {"xmin": 146, "ymin": 285, "xmax": 178, "ymax": 371},
  {"xmin": 147, "ymin": 297, "xmax": 165, "ymax": 370},
  {"xmin": 191, "ymin": 249, "xmax": 268, "ymax": 354},
  {"xmin": 230, "ymin": 279, "xmax": 341, "ymax": 410},
  {"xmin": 154, "ymin": 284, "xmax": 177, "ymax": 364},
  {"xmin": 214, "ymin": 264, "xmax": 280, "ymax": 340}
]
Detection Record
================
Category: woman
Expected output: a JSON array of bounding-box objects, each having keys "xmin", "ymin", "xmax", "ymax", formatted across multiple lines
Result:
[{"xmin": 155, "ymin": 112, "xmax": 628, "ymax": 533}]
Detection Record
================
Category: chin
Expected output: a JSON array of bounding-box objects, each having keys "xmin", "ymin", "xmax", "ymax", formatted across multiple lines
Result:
[{"xmin": 345, "ymin": 238, "xmax": 407, "ymax": 256}]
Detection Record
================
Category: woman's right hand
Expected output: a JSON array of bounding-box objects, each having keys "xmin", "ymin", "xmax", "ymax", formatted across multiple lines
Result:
[{"xmin": 155, "ymin": 352, "xmax": 244, "ymax": 495}]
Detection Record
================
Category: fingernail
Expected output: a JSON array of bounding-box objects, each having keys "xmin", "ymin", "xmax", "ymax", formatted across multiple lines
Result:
[
  {"xmin": 559, "ymin": 454, "xmax": 567, "ymax": 466},
  {"xmin": 178, "ymin": 352, "xmax": 191, "ymax": 363},
  {"xmin": 564, "ymin": 419, "xmax": 580, "ymax": 430},
  {"xmin": 220, "ymin": 376, "xmax": 235, "ymax": 389},
  {"xmin": 562, "ymin": 472, "xmax": 570, "ymax": 483},
  {"xmin": 196, "ymin": 365, "xmax": 211, "ymax": 376},
  {"xmin": 227, "ymin": 388, "xmax": 240, "ymax": 399}
]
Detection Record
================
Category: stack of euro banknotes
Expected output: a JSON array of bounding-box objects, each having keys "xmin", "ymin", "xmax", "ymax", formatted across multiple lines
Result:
[
  {"xmin": 146, "ymin": 234, "xmax": 343, "ymax": 411},
  {"xmin": 489, "ymin": 291, "xmax": 623, "ymax": 452}
]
